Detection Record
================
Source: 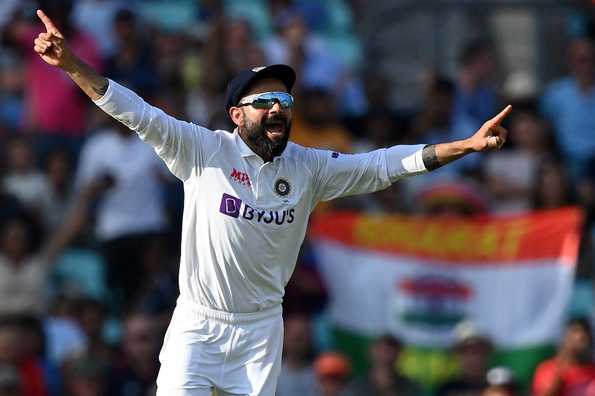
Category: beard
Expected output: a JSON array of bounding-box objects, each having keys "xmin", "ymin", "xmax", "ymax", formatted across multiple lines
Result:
[{"xmin": 240, "ymin": 112, "xmax": 292, "ymax": 161}]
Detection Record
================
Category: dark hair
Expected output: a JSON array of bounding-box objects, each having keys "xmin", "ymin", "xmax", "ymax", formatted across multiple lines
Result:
[
  {"xmin": 374, "ymin": 334, "xmax": 402, "ymax": 350},
  {"xmin": 429, "ymin": 76, "xmax": 455, "ymax": 96},
  {"xmin": 459, "ymin": 39, "xmax": 492, "ymax": 67},
  {"xmin": 567, "ymin": 317, "xmax": 594, "ymax": 344}
]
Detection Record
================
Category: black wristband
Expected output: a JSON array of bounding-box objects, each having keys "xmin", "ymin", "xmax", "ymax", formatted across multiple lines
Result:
[{"xmin": 422, "ymin": 144, "xmax": 442, "ymax": 171}]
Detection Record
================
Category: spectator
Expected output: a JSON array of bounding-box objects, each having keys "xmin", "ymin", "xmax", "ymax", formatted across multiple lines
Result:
[
  {"xmin": 0, "ymin": 316, "xmax": 53, "ymax": 396},
  {"xmin": 481, "ymin": 367, "xmax": 520, "ymax": 396},
  {"xmin": 413, "ymin": 178, "xmax": 489, "ymax": 217},
  {"xmin": 0, "ymin": 52, "xmax": 24, "ymax": 132},
  {"xmin": 533, "ymin": 317, "xmax": 595, "ymax": 396},
  {"xmin": 483, "ymin": 109, "xmax": 553, "ymax": 213},
  {"xmin": 62, "ymin": 357, "xmax": 108, "ymax": 396},
  {"xmin": 531, "ymin": 159, "xmax": 575, "ymax": 210},
  {"xmin": 17, "ymin": 316, "xmax": 62, "ymax": 396},
  {"xmin": 44, "ymin": 294, "xmax": 87, "ymax": 365},
  {"xmin": 3, "ymin": 0, "xmax": 102, "ymax": 157},
  {"xmin": 411, "ymin": 76, "xmax": 477, "ymax": 178},
  {"xmin": 353, "ymin": 335, "xmax": 423, "ymax": 396},
  {"xmin": 106, "ymin": 312, "xmax": 160, "ymax": 396},
  {"xmin": 2, "ymin": 137, "xmax": 51, "ymax": 217},
  {"xmin": 437, "ymin": 320, "xmax": 493, "ymax": 396},
  {"xmin": 0, "ymin": 365, "xmax": 22, "ymax": 396},
  {"xmin": 43, "ymin": 149, "xmax": 74, "ymax": 232},
  {"xmin": 313, "ymin": 352, "xmax": 355, "ymax": 396},
  {"xmin": 0, "ymin": 178, "xmax": 107, "ymax": 315},
  {"xmin": 105, "ymin": 9, "xmax": 159, "ymax": 97},
  {"xmin": 276, "ymin": 313, "xmax": 317, "ymax": 396},
  {"xmin": 541, "ymin": 37, "xmax": 595, "ymax": 180},
  {"xmin": 454, "ymin": 39, "xmax": 498, "ymax": 128},
  {"xmin": 74, "ymin": 298, "xmax": 112, "ymax": 366},
  {"xmin": 291, "ymin": 87, "xmax": 353, "ymax": 152},
  {"xmin": 72, "ymin": 0, "xmax": 124, "ymax": 56},
  {"xmin": 75, "ymin": 121, "xmax": 170, "ymax": 308}
]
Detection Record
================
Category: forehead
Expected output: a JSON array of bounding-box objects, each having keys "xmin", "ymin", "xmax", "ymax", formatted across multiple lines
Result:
[{"xmin": 243, "ymin": 78, "xmax": 288, "ymax": 97}]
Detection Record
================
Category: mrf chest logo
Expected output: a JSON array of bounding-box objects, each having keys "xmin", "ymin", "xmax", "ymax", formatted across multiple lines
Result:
[
  {"xmin": 230, "ymin": 168, "xmax": 251, "ymax": 186},
  {"xmin": 219, "ymin": 193, "xmax": 295, "ymax": 225}
]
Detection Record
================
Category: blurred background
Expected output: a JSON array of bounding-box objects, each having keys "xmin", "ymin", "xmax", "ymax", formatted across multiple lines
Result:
[{"xmin": 0, "ymin": 1, "xmax": 594, "ymax": 395}]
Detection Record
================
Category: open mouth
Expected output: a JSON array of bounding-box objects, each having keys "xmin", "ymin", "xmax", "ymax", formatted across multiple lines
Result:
[{"xmin": 264, "ymin": 121, "xmax": 286, "ymax": 138}]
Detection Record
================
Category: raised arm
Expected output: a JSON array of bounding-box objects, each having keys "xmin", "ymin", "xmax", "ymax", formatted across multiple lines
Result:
[
  {"xmin": 34, "ymin": 9, "xmax": 107, "ymax": 100},
  {"xmin": 33, "ymin": 9, "xmax": 220, "ymax": 181},
  {"xmin": 422, "ymin": 105, "xmax": 512, "ymax": 170}
]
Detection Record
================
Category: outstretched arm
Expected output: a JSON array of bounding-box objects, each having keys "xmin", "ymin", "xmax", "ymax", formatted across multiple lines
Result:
[
  {"xmin": 34, "ymin": 9, "xmax": 107, "ymax": 100},
  {"xmin": 33, "ymin": 9, "xmax": 219, "ymax": 181},
  {"xmin": 421, "ymin": 105, "xmax": 512, "ymax": 171}
]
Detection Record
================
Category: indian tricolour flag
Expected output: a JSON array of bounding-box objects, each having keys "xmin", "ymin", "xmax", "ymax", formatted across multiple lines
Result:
[{"xmin": 310, "ymin": 207, "xmax": 583, "ymax": 386}]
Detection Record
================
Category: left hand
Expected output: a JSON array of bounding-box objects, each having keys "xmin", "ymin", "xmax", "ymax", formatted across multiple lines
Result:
[{"xmin": 467, "ymin": 105, "xmax": 512, "ymax": 152}]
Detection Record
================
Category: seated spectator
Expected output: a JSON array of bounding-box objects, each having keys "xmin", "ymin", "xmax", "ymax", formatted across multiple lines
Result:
[
  {"xmin": 62, "ymin": 356, "xmax": 108, "ymax": 396},
  {"xmin": 0, "ymin": 365, "xmax": 22, "ymax": 396},
  {"xmin": 314, "ymin": 352, "xmax": 355, "ymax": 396},
  {"xmin": 0, "ymin": 178, "xmax": 108, "ymax": 315},
  {"xmin": 0, "ymin": 316, "xmax": 55, "ymax": 396},
  {"xmin": 481, "ymin": 367, "xmax": 520, "ymax": 396},
  {"xmin": 353, "ymin": 335, "xmax": 423, "ymax": 396},
  {"xmin": 533, "ymin": 317, "xmax": 595, "ymax": 396},
  {"xmin": 106, "ymin": 312, "xmax": 160, "ymax": 396},
  {"xmin": 540, "ymin": 37, "xmax": 595, "ymax": 181},
  {"xmin": 42, "ymin": 149, "xmax": 74, "ymax": 232},
  {"xmin": 437, "ymin": 320, "xmax": 493, "ymax": 396},
  {"xmin": 277, "ymin": 313, "xmax": 317, "ymax": 396},
  {"xmin": 73, "ymin": 298, "xmax": 113, "ymax": 366},
  {"xmin": 2, "ymin": 137, "xmax": 51, "ymax": 218},
  {"xmin": 531, "ymin": 159, "xmax": 576, "ymax": 210}
]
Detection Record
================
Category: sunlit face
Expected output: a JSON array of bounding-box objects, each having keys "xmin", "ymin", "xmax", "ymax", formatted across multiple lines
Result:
[{"xmin": 230, "ymin": 78, "xmax": 293, "ymax": 161}]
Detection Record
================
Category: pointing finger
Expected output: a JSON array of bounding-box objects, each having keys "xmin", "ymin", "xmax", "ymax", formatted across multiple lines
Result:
[
  {"xmin": 36, "ymin": 9, "xmax": 63, "ymax": 38},
  {"xmin": 488, "ymin": 105, "xmax": 512, "ymax": 126}
]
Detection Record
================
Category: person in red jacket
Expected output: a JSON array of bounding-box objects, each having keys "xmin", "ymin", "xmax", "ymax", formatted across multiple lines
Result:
[{"xmin": 533, "ymin": 317, "xmax": 595, "ymax": 396}]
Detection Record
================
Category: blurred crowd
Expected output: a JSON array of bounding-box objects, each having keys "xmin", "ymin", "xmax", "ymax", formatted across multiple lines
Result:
[{"xmin": 0, "ymin": 0, "xmax": 594, "ymax": 395}]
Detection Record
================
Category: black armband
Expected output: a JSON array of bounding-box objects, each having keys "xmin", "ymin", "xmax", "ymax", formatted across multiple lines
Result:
[
  {"xmin": 93, "ymin": 82, "xmax": 108, "ymax": 96},
  {"xmin": 422, "ymin": 144, "xmax": 442, "ymax": 171}
]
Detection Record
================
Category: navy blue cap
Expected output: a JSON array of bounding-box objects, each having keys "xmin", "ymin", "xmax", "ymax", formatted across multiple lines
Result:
[{"xmin": 224, "ymin": 64, "xmax": 296, "ymax": 114}]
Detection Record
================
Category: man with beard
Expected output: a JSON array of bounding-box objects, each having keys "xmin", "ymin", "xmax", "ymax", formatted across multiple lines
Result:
[{"xmin": 33, "ymin": 9, "xmax": 511, "ymax": 396}]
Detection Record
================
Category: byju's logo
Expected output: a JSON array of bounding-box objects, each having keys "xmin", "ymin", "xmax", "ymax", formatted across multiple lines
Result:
[
  {"xmin": 219, "ymin": 193, "xmax": 295, "ymax": 225},
  {"xmin": 219, "ymin": 193, "xmax": 243, "ymax": 218}
]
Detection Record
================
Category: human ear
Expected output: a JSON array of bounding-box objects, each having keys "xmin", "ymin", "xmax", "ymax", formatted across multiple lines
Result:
[{"xmin": 229, "ymin": 107, "xmax": 244, "ymax": 127}]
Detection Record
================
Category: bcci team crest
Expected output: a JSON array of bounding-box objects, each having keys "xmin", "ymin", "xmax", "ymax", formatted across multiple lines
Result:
[{"xmin": 274, "ymin": 178, "xmax": 291, "ymax": 197}]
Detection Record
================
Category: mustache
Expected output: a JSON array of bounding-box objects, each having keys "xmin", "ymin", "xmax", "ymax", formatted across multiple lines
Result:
[{"xmin": 262, "ymin": 114, "xmax": 290, "ymax": 127}]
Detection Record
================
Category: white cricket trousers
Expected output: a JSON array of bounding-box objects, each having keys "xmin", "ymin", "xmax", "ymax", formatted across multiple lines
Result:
[{"xmin": 156, "ymin": 299, "xmax": 284, "ymax": 396}]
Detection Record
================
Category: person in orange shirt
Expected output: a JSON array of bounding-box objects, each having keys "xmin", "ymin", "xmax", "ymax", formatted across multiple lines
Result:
[{"xmin": 533, "ymin": 318, "xmax": 595, "ymax": 396}]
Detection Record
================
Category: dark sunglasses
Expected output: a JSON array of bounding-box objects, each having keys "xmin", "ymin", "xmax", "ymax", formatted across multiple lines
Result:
[{"xmin": 238, "ymin": 92, "xmax": 294, "ymax": 110}]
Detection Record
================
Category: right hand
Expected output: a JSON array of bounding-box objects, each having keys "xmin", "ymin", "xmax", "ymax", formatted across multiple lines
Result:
[{"xmin": 33, "ymin": 9, "xmax": 73, "ymax": 69}]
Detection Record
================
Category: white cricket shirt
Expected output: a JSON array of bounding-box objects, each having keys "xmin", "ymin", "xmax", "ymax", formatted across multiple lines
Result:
[{"xmin": 94, "ymin": 80, "xmax": 427, "ymax": 313}]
